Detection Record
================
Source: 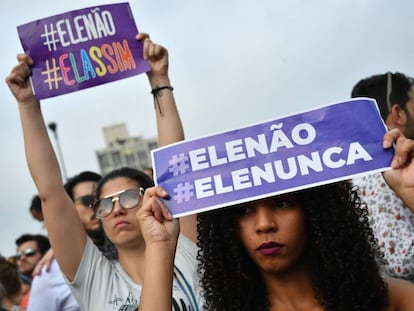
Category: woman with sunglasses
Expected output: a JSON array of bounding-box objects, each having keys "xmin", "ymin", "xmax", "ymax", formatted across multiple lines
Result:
[{"xmin": 6, "ymin": 33, "xmax": 202, "ymax": 311}]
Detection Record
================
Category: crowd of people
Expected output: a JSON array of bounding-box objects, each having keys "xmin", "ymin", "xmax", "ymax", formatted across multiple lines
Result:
[{"xmin": 2, "ymin": 32, "xmax": 414, "ymax": 311}]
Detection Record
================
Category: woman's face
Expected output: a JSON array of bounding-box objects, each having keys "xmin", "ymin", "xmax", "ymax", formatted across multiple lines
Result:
[
  {"xmin": 237, "ymin": 194, "xmax": 307, "ymax": 275},
  {"xmin": 98, "ymin": 177, "xmax": 144, "ymax": 249}
]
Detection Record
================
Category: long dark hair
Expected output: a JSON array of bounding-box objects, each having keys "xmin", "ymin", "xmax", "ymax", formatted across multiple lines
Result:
[{"xmin": 197, "ymin": 181, "xmax": 388, "ymax": 311}]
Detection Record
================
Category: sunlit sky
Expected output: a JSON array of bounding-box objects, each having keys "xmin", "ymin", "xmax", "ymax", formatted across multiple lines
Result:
[{"xmin": 1, "ymin": 0, "xmax": 413, "ymax": 256}]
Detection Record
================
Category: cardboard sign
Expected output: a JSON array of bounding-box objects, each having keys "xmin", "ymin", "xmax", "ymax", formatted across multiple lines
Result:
[
  {"xmin": 152, "ymin": 98, "xmax": 393, "ymax": 217},
  {"xmin": 17, "ymin": 3, "xmax": 150, "ymax": 99}
]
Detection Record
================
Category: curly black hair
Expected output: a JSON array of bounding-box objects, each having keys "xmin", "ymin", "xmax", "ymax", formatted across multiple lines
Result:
[{"xmin": 197, "ymin": 181, "xmax": 389, "ymax": 311}]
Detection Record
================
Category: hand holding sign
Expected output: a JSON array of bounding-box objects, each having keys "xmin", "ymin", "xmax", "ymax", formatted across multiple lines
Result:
[
  {"xmin": 137, "ymin": 186, "xmax": 179, "ymax": 246},
  {"xmin": 5, "ymin": 54, "xmax": 35, "ymax": 105},
  {"xmin": 382, "ymin": 128, "xmax": 414, "ymax": 210},
  {"xmin": 152, "ymin": 99, "xmax": 394, "ymax": 217},
  {"xmin": 138, "ymin": 33, "xmax": 170, "ymax": 84}
]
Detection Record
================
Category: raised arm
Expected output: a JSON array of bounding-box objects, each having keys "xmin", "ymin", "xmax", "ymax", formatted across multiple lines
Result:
[
  {"xmin": 5, "ymin": 54, "xmax": 86, "ymax": 280},
  {"xmin": 137, "ymin": 186, "xmax": 179, "ymax": 311},
  {"xmin": 138, "ymin": 33, "xmax": 197, "ymax": 242},
  {"xmin": 382, "ymin": 128, "xmax": 414, "ymax": 211},
  {"xmin": 137, "ymin": 33, "xmax": 184, "ymax": 146}
]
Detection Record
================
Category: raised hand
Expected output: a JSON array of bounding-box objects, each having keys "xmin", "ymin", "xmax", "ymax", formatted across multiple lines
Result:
[
  {"xmin": 136, "ymin": 32, "xmax": 169, "ymax": 86},
  {"xmin": 5, "ymin": 54, "xmax": 36, "ymax": 104},
  {"xmin": 137, "ymin": 186, "xmax": 179, "ymax": 248},
  {"xmin": 32, "ymin": 248, "xmax": 55, "ymax": 276},
  {"xmin": 383, "ymin": 129, "xmax": 414, "ymax": 185},
  {"xmin": 382, "ymin": 128, "xmax": 414, "ymax": 210}
]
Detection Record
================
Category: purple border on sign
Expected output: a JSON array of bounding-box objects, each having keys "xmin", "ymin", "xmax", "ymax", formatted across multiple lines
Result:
[
  {"xmin": 17, "ymin": 3, "xmax": 150, "ymax": 99},
  {"xmin": 152, "ymin": 98, "xmax": 394, "ymax": 217}
]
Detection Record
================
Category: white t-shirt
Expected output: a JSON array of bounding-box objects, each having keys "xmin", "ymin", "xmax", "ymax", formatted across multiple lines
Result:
[
  {"xmin": 66, "ymin": 234, "xmax": 203, "ymax": 311},
  {"xmin": 27, "ymin": 259, "xmax": 80, "ymax": 311}
]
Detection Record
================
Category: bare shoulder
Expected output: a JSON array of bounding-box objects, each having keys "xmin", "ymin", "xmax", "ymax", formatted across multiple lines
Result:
[{"xmin": 386, "ymin": 277, "xmax": 414, "ymax": 311}]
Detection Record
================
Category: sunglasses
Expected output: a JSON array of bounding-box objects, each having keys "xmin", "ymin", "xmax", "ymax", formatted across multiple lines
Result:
[
  {"xmin": 74, "ymin": 194, "xmax": 95, "ymax": 207},
  {"xmin": 92, "ymin": 188, "xmax": 144, "ymax": 219},
  {"xmin": 14, "ymin": 248, "xmax": 39, "ymax": 260}
]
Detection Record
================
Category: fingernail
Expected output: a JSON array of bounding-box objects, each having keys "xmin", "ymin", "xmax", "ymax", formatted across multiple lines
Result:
[
  {"xmin": 391, "ymin": 158, "xmax": 399, "ymax": 168},
  {"xmin": 383, "ymin": 139, "xmax": 391, "ymax": 148}
]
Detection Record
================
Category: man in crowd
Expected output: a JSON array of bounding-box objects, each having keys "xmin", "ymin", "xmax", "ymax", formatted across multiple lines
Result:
[
  {"xmin": 27, "ymin": 171, "xmax": 116, "ymax": 311},
  {"xmin": 14, "ymin": 233, "xmax": 50, "ymax": 307},
  {"xmin": 351, "ymin": 72, "xmax": 414, "ymax": 281},
  {"xmin": 15, "ymin": 234, "xmax": 50, "ymax": 281},
  {"xmin": 28, "ymin": 195, "xmax": 47, "ymax": 235}
]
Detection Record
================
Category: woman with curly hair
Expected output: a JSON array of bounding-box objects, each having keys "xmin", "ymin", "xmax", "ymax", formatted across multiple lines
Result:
[{"xmin": 197, "ymin": 130, "xmax": 414, "ymax": 311}]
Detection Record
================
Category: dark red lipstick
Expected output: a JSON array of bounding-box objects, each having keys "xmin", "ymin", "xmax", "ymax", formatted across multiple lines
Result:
[{"xmin": 257, "ymin": 241, "xmax": 284, "ymax": 255}]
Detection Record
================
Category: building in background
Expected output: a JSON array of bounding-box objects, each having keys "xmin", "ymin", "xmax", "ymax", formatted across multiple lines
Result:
[{"xmin": 95, "ymin": 123, "xmax": 158, "ymax": 175}]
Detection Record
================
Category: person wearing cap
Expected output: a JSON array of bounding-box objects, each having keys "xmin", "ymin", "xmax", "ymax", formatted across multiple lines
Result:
[{"xmin": 351, "ymin": 72, "xmax": 414, "ymax": 281}]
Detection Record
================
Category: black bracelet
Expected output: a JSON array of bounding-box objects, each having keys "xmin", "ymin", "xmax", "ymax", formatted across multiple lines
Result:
[
  {"xmin": 151, "ymin": 86, "xmax": 174, "ymax": 116},
  {"xmin": 151, "ymin": 85, "xmax": 174, "ymax": 95}
]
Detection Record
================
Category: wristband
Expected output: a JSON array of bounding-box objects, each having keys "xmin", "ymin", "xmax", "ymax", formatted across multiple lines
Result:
[{"xmin": 151, "ymin": 86, "xmax": 174, "ymax": 115}]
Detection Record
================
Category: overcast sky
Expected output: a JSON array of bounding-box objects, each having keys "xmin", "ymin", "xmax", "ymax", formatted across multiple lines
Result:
[{"xmin": 1, "ymin": 0, "xmax": 413, "ymax": 256}]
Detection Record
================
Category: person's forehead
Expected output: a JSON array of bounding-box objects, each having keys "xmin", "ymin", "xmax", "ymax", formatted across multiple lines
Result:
[
  {"xmin": 72, "ymin": 180, "xmax": 98, "ymax": 197},
  {"xmin": 18, "ymin": 240, "xmax": 37, "ymax": 250},
  {"xmin": 238, "ymin": 193, "xmax": 299, "ymax": 208},
  {"xmin": 100, "ymin": 177, "xmax": 140, "ymax": 197},
  {"xmin": 406, "ymin": 98, "xmax": 414, "ymax": 113},
  {"xmin": 407, "ymin": 90, "xmax": 414, "ymax": 112},
  {"xmin": 407, "ymin": 85, "xmax": 414, "ymax": 99}
]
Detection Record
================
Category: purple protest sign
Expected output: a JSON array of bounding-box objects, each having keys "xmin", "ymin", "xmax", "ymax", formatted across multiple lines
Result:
[
  {"xmin": 152, "ymin": 98, "xmax": 394, "ymax": 217},
  {"xmin": 17, "ymin": 3, "xmax": 150, "ymax": 99}
]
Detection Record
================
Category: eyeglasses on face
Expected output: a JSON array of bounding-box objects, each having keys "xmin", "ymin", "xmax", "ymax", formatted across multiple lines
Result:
[
  {"xmin": 92, "ymin": 188, "xmax": 144, "ymax": 219},
  {"xmin": 74, "ymin": 194, "xmax": 95, "ymax": 208},
  {"xmin": 14, "ymin": 248, "xmax": 39, "ymax": 260}
]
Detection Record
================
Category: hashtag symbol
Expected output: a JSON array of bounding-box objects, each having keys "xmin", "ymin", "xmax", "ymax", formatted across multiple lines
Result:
[
  {"xmin": 41, "ymin": 58, "xmax": 62, "ymax": 90},
  {"xmin": 169, "ymin": 153, "xmax": 190, "ymax": 176},
  {"xmin": 173, "ymin": 182, "xmax": 194, "ymax": 203},
  {"xmin": 41, "ymin": 23, "xmax": 60, "ymax": 52}
]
